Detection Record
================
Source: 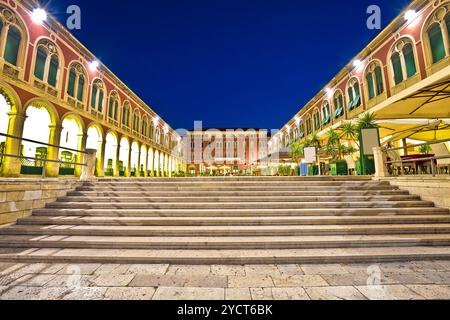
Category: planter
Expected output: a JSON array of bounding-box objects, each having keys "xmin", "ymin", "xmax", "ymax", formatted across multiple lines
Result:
[
  {"xmin": 308, "ymin": 165, "xmax": 319, "ymax": 176},
  {"xmin": 295, "ymin": 166, "xmax": 301, "ymax": 176},
  {"xmin": 330, "ymin": 161, "xmax": 348, "ymax": 176},
  {"xmin": 357, "ymin": 156, "xmax": 376, "ymax": 175}
]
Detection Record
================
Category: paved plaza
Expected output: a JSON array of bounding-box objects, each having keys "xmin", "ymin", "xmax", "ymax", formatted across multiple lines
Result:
[{"xmin": 1, "ymin": 261, "xmax": 450, "ymax": 300}]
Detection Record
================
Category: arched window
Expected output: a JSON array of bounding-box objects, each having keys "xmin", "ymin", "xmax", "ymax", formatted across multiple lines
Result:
[
  {"xmin": 365, "ymin": 62, "xmax": 384, "ymax": 100},
  {"xmin": 132, "ymin": 111, "xmax": 140, "ymax": 133},
  {"xmin": 322, "ymin": 102, "xmax": 331, "ymax": 125},
  {"xmin": 428, "ymin": 23, "xmax": 446, "ymax": 63},
  {"xmin": 333, "ymin": 92, "xmax": 344, "ymax": 118},
  {"xmin": 424, "ymin": 5, "xmax": 450, "ymax": 66},
  {"xmin": 299, "ymin": 121, "xmax": 305, "ymax": 139},
  {"xmin": 313, "ymin": 111, "xmax": 321, "ymax": 132},
  {"xmin": 4, "ymin": 25, "xmax": 21, "ymax": 66},
  {"xmin": 346, "ymin": 78, "xmax": 361, "ymax": 111},
  {"xmin": 306, "ymin": 116, "xmax": 312, "ymax": 135},
  {"xmin": 155, "ymin": 127, "xmax": 161, "ymax": 144},
  {"xmin": 90, "ymin": 79, "xmax": 105, "ymax": 113},
  {"xmin": 122, "ymin": 102, "xmax": 130, "ymax": 128},
  {"xmin": 293, "ymin": 127, "xmax": 299, "ymax": 141},
  {"xmin": 67, "ymin": 63, "xmax": 87, "ymax": 103},
  {"xmin": 390, "ymin": 40, "xmax": 417, "ymax": 85},
  {"xmin": 108, "ymin": 92, "xmax": 119, "ymax": 122},
  {"xmin": 0, "ymin": 6, "xmax": 27, "ymax": 74},
  {"xmin": 33, "ymin": 40, "xmax": 60, "ymax": 87},
  {"xmin": 149, "ymin": 123, "xmax": 154, "ymax": 140},
  {"xmin": 142, "ymin": 118, "xmax": 148, "ymax": 137}
]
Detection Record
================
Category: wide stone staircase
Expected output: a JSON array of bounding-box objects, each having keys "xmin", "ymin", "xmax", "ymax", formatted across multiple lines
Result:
[{"xmin": 0, "ymin": 176, "xmax": 450, "ymax": 264}]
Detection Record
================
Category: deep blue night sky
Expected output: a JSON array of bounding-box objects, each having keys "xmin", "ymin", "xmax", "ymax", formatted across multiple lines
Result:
[{"xmin": 42, "ymin": 0, "xmax": 410, "ymax": 130}]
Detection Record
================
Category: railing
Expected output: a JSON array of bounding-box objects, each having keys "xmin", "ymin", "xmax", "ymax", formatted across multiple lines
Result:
[
  {"xmin": 381, "ymin": 139, "xmax": 450, "ymax": 177},
  {"xmin": 0, "ymin": 132, "xmax": 88, "ymax": 178}
]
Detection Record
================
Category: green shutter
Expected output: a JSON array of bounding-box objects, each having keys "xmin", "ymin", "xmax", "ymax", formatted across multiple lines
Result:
[
  {"xmin": 91, "ymin": 85, "xmax": 98, "ymax": 108},
  {"xmin": 114, "ymin": 101, "xmax": 118, "ymax": 121},
  {"xmin": 391, "ymin": 52, "xmax": 403, "ymax": 85},
  {"xmin": 4, "ymin": 26, "xmax": 21, "ymax": 66},
  {"xmin": 375, "ymin": 67, "xmax": 384, "ymax": 95},
  {"xmin": 47, "ymin": 55, "xmax": 59, "ymax": 87},
  {"xmin": 428, "ymin": 24, "xmax": 446, "ymax": 63},
  {"xmin": 67, "ymin": 68, "xmax": 76, "ymax": 97},
  {"xmin": 354, "ymin": 84, "xmax": 361, "ymax": 107},
  {"xmin": 34, "ymin": 47, "xmax": 47, "ymax": 80},
  {"xmin": 347, "ymin": 87, "xmax": 354, "ymax": 109},
  {"xmin": 447, "ymin": 15, "xmax": 450, "ymax": 44},
  {"xmin": 122, "ymin": 107, "xmax": 127, "ymax": 125},
  {"xmin": 403, "ymin": 44, "xmax": 417, "ymax": 78},
  {"xmin": 77, "ymin": 75, "xmax": 85, "ymax": 101},
  {"xmin": 108, "ymin": 100, "xmax": 113, "ymax": 118},
  {"xmin": 98, "ymin": 90, "xmax": 104, "ymax": 112},
  {"xmin": 366, "ymin": 73, "xmax": 375, "ymax": 100}
]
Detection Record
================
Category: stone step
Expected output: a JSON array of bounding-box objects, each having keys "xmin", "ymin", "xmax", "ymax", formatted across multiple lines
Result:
[
  {"xmin": 31, "ymin": 207, "xmax": 449, "ymax": 217},
  {"xmin": 2, "ymin": 234, "xmax": 450, "ymax": 250},
  {"xmin": 2, "ymin": 224, "xmax": 450, "ymax": 237},
  {"xmin": 1, "ymin": 246, "xmax": 450, "ymax": 264},
  {"xmin": 77, "ymin": 185, "xmax": 400, "ymax": 192},
  {"xmin": 17, "ymin": 215, "xmax": 450, "ymax": 227},
  {"xmin": 97, "ymin": 177, "xmax": 373, "ymax": 182},
  {"xmin": 56, "ymin": 195, "xmax": 421, "ymax": 203},
  {"xmin": 67, "ymin": 189, "xmax": 411, "ymax": 197},
  {"xmin": 46, "ymin": 200, "xmax": 435, "ymax": 209}
]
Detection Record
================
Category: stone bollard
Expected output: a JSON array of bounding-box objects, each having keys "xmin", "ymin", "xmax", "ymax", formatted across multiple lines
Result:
[
  {"xmin": 80, "ymin": 149, "xmax": 97, "ymax": 181},
  {"xmin": 373, "ymin": 146, "xmax": 389, "ymax": 178}
]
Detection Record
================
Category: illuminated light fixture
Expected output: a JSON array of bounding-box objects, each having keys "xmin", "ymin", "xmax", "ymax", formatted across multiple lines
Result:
[
  {"xmin": 404, "ymin": 10, "xmax": 418, "ymax": 22},
  {"xmin": 286, "ymin": 126, "xmax": 291, "ymax": 133},
  {"xmin": 164, "ymin": 125, "xmax": 169, "ymax": 134},
  {"xmin": 89, "ymin": 60, "xmax": 100, "ymax": 71},
  {"xmin": 153, "ymin": 117, "xmax": 159, "ymax": 126},
  {"xmin": 325, "ymin": 88, "xmax": 333, "ymax": 98},
  {"xmin": 295, "ymin": 116, "xmax": 300, "ymax": 125},
  {"xmin": 31, "ymin": 8, "xmax": 47, "ymax": 24},
  {"xmin": 353, "ymin": 59, "xmax": 363, "ymax": 69}
]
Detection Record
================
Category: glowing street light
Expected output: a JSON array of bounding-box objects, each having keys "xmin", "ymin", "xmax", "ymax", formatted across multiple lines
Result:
[
  {"xmin": 325, "ymin": 88, "xmax": 333, "ymax": 98},
  {"xmin": 89, "ymin": 60, "xmax": 100, "ymax": 71},
  {"xmin": 295, "ymin": 116, "xmax": 300, "ymax": 125},
  {"xmin": 153, "ymin": 117, "xmax": 159, "ymax": 126},
  {"xmin": 31, "ymin": 8, "xmax": 47, "ymax": 25},
  {"xmin": 405, "ymin": 10, "xmax": 418, "ymax": 22},
  {"xmin": 353, "ymin": 59, "xmax": 363, "ymax": 69}
]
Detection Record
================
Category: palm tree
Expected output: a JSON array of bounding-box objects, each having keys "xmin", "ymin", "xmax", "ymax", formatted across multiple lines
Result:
[{"xmin": 357, "ymin": 112, "xmax": 377, "ymax": 130}]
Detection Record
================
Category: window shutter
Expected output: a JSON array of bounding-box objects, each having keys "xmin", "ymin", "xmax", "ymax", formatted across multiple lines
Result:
[
  {"xmin": 48, "ymin": 55, "xmax": 59, "ymax": 87},
  {"xmin": 366, "ymin": 73, "xmax": 375, "ymax": 100},
  {"xmin": 77, "ymin": 75, "xmax": 85, "ymax": 101},
  {"xmin": 108, "ymin": 100, "xmax": 114, "ymax": 118},
  {"xmin": 91, "ymin": 85, "xmax": 98, "ymax": 108},
  {"xmin": 4, "ymin": 26, "xmax": 21, "ymax": 66},
  {"xmin": 403, "ymin": 44, "xmax": 417, "ymax": 78},
  {"xmin": 67, "ymin": 68, "xmax": 76, "ymax": 97},
  {"xmin": 375, "ymin": 67, "xmax": 384, "ymax": 95},
  {"xmin": 391, "ymin": 52, "xmax": 403, "ymax": 85},
  {"xmin": 98, "ymin": 90, "xmax": 104, "ymax": 112},
  {"xmin": 428, "ymin": 24, "xmax": 446, "ymax": 63},
  {"xmin": 34, "ymin": 47, "xmax": 47, "ymax": 81},
  {"xmin": 114, "ymin": 101, "xmax": 119, "ymax": 120}
]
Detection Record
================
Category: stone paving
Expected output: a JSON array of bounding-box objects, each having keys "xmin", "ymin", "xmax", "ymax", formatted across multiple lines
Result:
[{"xmin": 1, "ymin": 261, "xmax": 450, "ymax": 300}]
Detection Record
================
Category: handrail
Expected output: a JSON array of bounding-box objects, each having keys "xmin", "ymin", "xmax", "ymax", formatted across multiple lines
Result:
[
  {"xmin": 0, "ymin": 132, "xmax": 88, "ymax": 154},
  {"xmin": 0, "ymin": 153, "xmax": 86, "ymax": 167}
]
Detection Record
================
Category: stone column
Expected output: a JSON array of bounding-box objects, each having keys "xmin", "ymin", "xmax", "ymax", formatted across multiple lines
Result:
[
  {"xmin": 96, "ymin": 139, "xmax": 106, "ymax": 177},
  {"xmin": 125, "ymin": 145, "xmax": 132, "ymax": 177},
  {"xmin": 75, "ymin": 132, "xmax": 87, "ymax": 177},
  {"xmin": 114, "ymin": 139, "xmax": 121, "ymax": 177},
  {"xmin": 45, "ymin": 124, "xmax": 63, "ymax": 178},
  {"xmin": 373, "ymin": 147, "xmax": 389, "ymax": 178},
  {"xmin": 80, "ymin": 149, "xmax": 97, "ymax": 181},
  {"xmin": 137, "ymin": 144, "xmax": 142, "ymax": 177},
  {"xmin": 150, "ymin": 149, "xmax": 155, "ymax": 177},
  {"xmin": 143, "ymin": 148, "xmax": 149, "ymax": 177},
  {"xmin": 0, "ymin": 111, "xmax": 26, "ymax": 177}
]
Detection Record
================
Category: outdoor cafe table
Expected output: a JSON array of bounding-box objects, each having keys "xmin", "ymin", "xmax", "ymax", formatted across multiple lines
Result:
[{"xmin": 400, "ymin": 154, "xmax": 436, "ymax": 175}]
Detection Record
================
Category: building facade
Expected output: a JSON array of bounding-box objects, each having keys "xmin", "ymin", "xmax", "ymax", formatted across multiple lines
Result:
[
  {"xmin": 0, "ymin": 0, "xmax": 183, "ymax": 178},
  {"xmin": 270, "ymin": 0, "xmax": 450, "ymax": 157},
  {"xmin": 184, "ymin": 129, "xmax": 269, "ymax": 175}
]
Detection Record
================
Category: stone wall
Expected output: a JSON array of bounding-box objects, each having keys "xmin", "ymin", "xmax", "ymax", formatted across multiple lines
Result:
[
  {"xmin": 376, "ymin": 176, "xmax": 450, "ymax": 209},
  {"xmin": 0, "ymin": 179, "xmax": 82, "ymax": 226}
]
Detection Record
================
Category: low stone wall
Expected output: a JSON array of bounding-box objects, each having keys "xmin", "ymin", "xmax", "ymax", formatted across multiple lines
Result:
[
  {"xmin": 375, "ymin": 176, "xmax": 450, "ymax": 209},
  {"xmin": 0, "ymin": 179, "xmax": 82, "ymax": 226}
]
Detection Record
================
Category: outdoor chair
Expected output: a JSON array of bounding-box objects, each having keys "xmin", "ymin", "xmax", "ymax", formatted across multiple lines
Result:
[{"xmin": 386, "ymin": 149, "xmax": 404, "ymax": 175}]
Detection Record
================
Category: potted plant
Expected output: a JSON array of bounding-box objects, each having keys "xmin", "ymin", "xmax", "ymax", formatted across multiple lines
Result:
[
  {"xmin": 289, "ymin": 141, "xmax": 304, "ymax": 176},
  {"xmin": 418, "ymin": 144, "xmax": 432, "ymax": 155},
  {"xmin": 325, "ymin": 128, "xmax": 349, "ymax": 176}
]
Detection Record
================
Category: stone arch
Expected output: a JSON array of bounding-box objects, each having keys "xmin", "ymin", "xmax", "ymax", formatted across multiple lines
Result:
[{"xmin": 104, "ymin": 130, "xmax": 118, "ymax": 176}]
